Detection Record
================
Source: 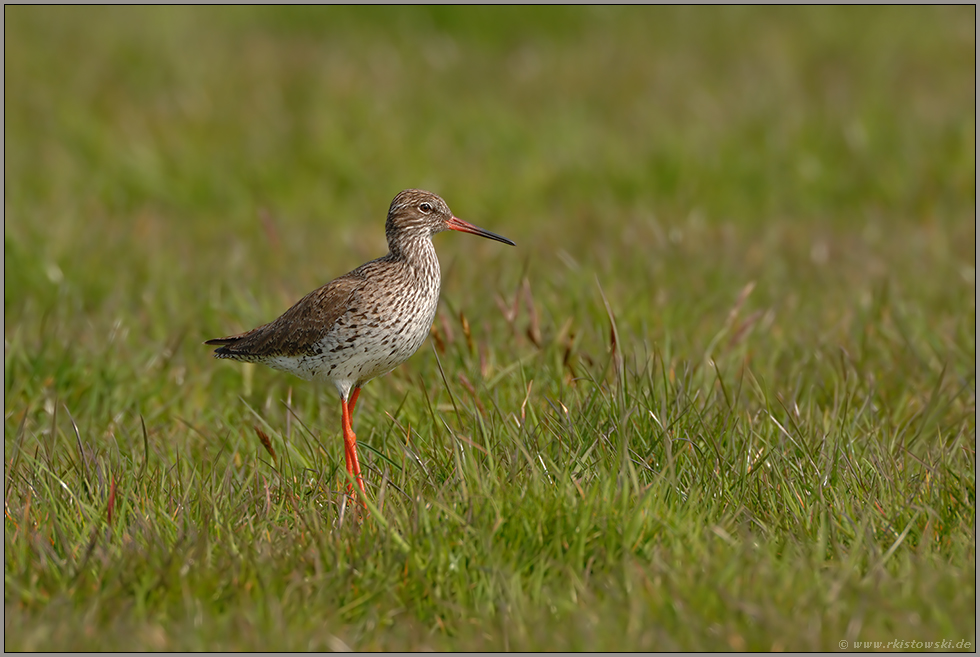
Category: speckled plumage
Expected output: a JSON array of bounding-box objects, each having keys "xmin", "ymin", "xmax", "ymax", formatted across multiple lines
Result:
[{"xmin": 206, "ymin": 189, "xmax": 514, "ymax": 497}]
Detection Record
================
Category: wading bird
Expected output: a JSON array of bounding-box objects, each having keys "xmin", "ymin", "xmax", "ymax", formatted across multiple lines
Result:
[{"xmin": 206, "ymin": 189, "xmax": 514, "ymax": 498}]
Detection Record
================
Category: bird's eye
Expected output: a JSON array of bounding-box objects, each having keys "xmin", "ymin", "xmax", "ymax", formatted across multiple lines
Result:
[{"xmin": 419, "ymin": 202, "xmax": 432, "ymax": 213}]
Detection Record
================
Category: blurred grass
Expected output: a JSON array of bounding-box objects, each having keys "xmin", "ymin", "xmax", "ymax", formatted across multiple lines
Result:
[{"xmin": 4, "ymin": 5, "xmax": 976, "ymax": 651}]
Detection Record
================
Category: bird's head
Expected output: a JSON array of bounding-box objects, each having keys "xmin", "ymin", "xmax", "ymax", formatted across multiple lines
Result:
[{"xmin": 385, "ymin": 189, "xmax": 515, "ymax": 252}]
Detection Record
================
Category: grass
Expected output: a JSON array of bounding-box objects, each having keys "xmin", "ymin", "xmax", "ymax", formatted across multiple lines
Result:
[{"xmin": 4, "ymin": 5, "xmax": 976, "ymax": 651}]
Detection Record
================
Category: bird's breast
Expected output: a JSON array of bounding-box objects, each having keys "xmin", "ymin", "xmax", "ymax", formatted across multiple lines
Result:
[{"xmin": 304, "ymin": 258, "xmax": 442, "ymax": 386}]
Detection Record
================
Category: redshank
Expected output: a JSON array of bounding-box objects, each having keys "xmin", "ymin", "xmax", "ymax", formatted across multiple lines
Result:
[{"xmin": 206, "ymin": 189, "xmax": 514, "ymax": 497}]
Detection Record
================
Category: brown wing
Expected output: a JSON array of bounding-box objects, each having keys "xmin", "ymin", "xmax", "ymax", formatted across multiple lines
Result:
[{"xmin": 206, "ymin": 272, "xmax": 364, "ymax": 360}]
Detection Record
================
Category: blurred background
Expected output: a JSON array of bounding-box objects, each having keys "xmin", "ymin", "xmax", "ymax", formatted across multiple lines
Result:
[{"xmin": 4, "ymin": 5, "xmax": 975, "ymax": 408}]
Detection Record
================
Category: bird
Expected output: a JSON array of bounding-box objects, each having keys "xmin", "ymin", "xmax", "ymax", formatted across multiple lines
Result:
[{"xmin": 205, "ymin": 189, "xmax": 515, "ymax": 499}]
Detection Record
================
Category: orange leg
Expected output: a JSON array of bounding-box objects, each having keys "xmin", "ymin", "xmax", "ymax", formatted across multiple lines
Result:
[
  {"xmin": 341, "ymin": 388, "xmax": 367, "ymax": 501},
  {"xmin": 342, "ymin": 386, "xmax": 362, "ymax": 478}
]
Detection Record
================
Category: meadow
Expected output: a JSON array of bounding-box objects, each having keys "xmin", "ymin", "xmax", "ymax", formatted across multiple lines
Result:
[{"xmin": 4, "ymin": 6, "xmax": 975, "ymax": 650}]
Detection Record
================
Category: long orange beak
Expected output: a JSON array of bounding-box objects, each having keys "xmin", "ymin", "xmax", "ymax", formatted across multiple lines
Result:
[{"xmin": 446, "ymin": 215, "xmax": 515, "ymax": 246}]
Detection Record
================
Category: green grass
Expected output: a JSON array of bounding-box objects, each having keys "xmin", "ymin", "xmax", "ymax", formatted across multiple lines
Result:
[{"xmin": 4, "ymin": 5, "xmax": 975, "ymax": 651}]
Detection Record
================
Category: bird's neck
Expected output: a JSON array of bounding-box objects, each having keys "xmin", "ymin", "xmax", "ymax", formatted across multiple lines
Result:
[{"xmin": 388, "ymin": 234, "xmax": 441, "ymax": 279}]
